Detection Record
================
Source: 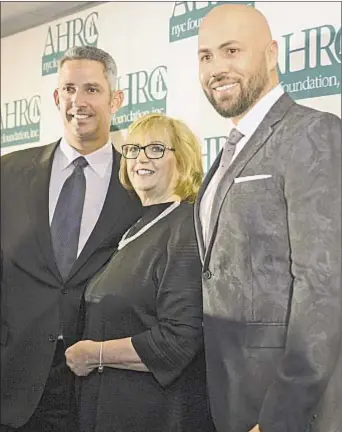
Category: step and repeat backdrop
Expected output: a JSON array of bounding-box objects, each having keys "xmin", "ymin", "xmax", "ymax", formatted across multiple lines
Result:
[{"xmin": 1, "ymin": 1, "xmax": 341, "ymax": 173}]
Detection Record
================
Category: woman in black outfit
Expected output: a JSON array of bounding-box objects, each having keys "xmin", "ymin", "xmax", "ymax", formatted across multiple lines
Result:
[{"xmin": 66, "ymin": 113, "xmax": 214, "ymax": 432}]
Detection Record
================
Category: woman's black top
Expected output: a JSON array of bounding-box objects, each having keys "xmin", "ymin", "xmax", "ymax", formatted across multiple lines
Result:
[{"xmin": 78, "ymin": 201, "xmax": 214, "ymax": 432}]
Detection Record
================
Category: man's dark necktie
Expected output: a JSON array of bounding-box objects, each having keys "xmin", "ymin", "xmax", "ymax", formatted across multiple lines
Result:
[{"xmin": 51, "ymin": 156, "xmax": 88, "ymax": 280}]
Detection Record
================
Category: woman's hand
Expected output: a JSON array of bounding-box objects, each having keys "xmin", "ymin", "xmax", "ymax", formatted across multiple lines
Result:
[
  {"xmin": 66, "ymin": 338, "xmax": 149, "ymax": 375},
  {"xmin": 65, "ymin": 340, "xmax": 100, "ymax": 376}
]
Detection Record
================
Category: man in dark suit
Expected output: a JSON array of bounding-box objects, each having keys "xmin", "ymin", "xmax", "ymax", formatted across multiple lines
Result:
[
  {"xmin": 1, "ymin": 46, "xmax": 141, "ymax": 431},
  {"xmin": 195, "ymin": 4, "xmax": 341, "ymax": 432}
]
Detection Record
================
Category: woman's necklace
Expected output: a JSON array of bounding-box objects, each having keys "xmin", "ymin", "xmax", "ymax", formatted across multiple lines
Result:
[{"xmin": 117, "ymin": 201, "xmax": 181, "ymax": 251}]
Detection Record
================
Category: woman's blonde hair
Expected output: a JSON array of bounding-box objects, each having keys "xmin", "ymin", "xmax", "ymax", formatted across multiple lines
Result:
[{"xmin": 119, "ymin": 113, "xmax": 203, "ymax": 203}]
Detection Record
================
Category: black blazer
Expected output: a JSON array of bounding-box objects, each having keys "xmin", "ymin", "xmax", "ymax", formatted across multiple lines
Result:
[{"xmin": 0, "ymin": 140, "xmax": 142, "ymax": 428}]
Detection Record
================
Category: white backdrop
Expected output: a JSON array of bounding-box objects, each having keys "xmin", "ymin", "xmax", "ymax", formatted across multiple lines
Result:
[{"xmin": 1, "ymin": 1, "xmax": 341, "ymax": 174}]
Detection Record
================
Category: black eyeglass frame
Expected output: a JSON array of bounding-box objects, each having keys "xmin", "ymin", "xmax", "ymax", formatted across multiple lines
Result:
[{"xmin": 121, "ymin": 142, "xmax": 176, "ymax": 159}]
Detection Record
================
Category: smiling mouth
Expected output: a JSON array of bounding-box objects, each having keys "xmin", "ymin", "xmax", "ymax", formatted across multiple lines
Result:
[
  {"xmin": 214, "ymin": 83, "xmax": 238, "ymax": 92},
  {"xmin": 69, "ymin": 113, "xmax": 92, "ymax": 120},
  {"xmin": 136, "ymin": 169, "xmax": 155, "ymax": 176}
]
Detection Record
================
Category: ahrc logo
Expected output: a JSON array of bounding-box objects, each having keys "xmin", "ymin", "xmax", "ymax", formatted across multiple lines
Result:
[
  {"xmin": 42, "ymin": 11, "xmax": 99, "ymax": 76},
  {"xmin": 279, "ymin": 24, "xmax": 341, "ymax": 99},
  {"xmin": 111, "ymin": 66, "xmax": 167, "ymax": 131},
  {"xmin": 1, "ymin": 95, "xmax": 41, "ymax": 148},
  {"xmin": 169, "ymin": 1, "xmax": 254, "ymax": 42}
]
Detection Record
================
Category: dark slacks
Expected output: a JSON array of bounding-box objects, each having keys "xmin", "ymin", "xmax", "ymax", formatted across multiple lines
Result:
[{"xmin": 1, "ymin": 341, "xmax": 79, "ymax": 432}]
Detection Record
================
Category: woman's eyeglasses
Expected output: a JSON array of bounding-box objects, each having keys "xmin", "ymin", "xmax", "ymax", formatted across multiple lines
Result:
[{"xmin": 122, "ymin": 142, "xmax": 175, "ymax": 159}]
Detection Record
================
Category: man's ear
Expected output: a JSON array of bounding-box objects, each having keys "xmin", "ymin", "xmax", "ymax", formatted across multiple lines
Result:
[
  {"xmin": 110, "ymin": 90, "xmax": 124, "ymax": 114},
  {"xmin": 53, "ymin": 89, "xmax": 60, "ymax": 109},
  {"xmin": 266, "ymin": 40, "xmax": 278, "ymax": 72}
]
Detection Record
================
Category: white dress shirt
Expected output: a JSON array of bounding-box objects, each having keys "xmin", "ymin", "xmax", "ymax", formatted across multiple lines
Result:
[
  {"xmin": 49, "ymin": 138, "xmax": 113, "ymax": 257},
  {"xmin": 200, "ymin": 84, "xmax": 284, "ymax": 247}
]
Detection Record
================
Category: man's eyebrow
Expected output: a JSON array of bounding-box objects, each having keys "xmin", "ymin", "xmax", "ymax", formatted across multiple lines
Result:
[
  {"xmin": 218, "ymin": 40, "xmax": 240, "ymax": 50},
  {"xmin": 84, "ymin": 82, "xmax": 102, "ymax": 88},
  {"xmin": 198, "ymin": 47, "xmax": 211, "ymax": 55},
  {"xmin": 198, "ymin": 40, "xmax": 241, "ymax": 55},
  {"xmin": 59, "ymin": 82, "xmax": 105, "ymax": 92}
]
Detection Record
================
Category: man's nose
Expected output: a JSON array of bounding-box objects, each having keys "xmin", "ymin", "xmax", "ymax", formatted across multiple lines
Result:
[
  {"xmin": 210, "ymin": 56, "xmax": 232, "ymax": 80},
  {"xmin": 71, "ymin": 90, "xmax": 87, "ymax": 106}
]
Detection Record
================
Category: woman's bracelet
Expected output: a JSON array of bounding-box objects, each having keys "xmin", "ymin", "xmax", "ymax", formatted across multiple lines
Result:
[{"xmin": 98, "ymin": 341, "xmax": 104, "ymax": 374}]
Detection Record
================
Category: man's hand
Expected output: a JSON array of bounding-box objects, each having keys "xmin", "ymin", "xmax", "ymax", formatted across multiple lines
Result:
[
  {"xmin": 65, "ymin": 340, "xmax": 100, "ymax": 376},
  {"xmin": 249, "ymin": 425, "xmax": 260, "ymax": 432}
]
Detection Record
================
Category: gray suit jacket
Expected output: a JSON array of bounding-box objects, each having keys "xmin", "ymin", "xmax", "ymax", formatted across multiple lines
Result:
[{"xmin": 194, "ymin": 94, "xmax": 341, "ymax": 432}]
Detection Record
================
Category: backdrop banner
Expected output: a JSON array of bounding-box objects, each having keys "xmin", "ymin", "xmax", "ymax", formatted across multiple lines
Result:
[{"xmin": 1, "ymin": 1, "xmax": 341, "ymax": 174}]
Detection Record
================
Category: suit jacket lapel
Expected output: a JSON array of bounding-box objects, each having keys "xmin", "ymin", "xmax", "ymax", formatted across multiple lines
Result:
[
  {"xmin": 194, "ymin": 151, "xmax": 222, "ymax": 262},
  {"xmin": 207, "ymin": 125, "xmax": 274, "ymax": 244},
  {"xmin": 24, "ymin": 141, "xmax": 62, "ymax": 282},
  {"xmin": 23, "ymin": 142, "xmax": 136, "ymax": 284},
  {"xmin": 204, "ymin": 93, "xmax": 295, "ymax": 264}
]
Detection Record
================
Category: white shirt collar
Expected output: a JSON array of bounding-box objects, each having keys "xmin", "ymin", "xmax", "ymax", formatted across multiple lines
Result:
[
  {"xmin": 236, "ymin": 84, "xmax": 284, "ymax": 139},
  {"xmin": 59, "ymin": 137, "xmax": 113, "ymax": 178}
]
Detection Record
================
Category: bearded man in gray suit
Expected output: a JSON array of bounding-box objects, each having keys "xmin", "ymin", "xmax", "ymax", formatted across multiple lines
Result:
[{"xmin": 195, "ymin": 4, "xmax": 341, "ymax": 432}]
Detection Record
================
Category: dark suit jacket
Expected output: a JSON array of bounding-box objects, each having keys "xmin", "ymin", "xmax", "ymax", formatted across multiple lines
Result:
[
  {"xmin": 194, "ymin": 94, "xmax": 341, "ymax": 432},
  {"xmin": 0, "ymin": 140, "xmax": 142, "ymax": 428}
]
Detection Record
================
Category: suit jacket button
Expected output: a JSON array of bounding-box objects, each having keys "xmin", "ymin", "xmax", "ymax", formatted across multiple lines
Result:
[
  {"xmin": 61, "ymin": 286, "xmax": 68, "ymax": 294},
  {"xmin": 203, "ymin": 270, "xmax": 212, "ymax": 280},
  {"xmin": 48, "ymin": 334, "xmax": 56, "ymax": 342}
]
